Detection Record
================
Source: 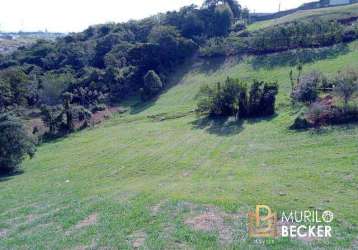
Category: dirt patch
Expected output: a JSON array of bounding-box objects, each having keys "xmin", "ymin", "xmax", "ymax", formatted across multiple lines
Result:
[
  {"xmin": 352, "ymin": 236, "xmax": 358, "ymax": 248},
  {"xmin": 75, "ymin": 213, "xmax": 98, "ymax": 230},
  {"xmin": 0, "ymin": 229, "xmax": 7, "ymax": 238},
  {"xmin": 74, "ymin": 239, "xmax": 97, "ymax": 250},
  {"xmin": 128, "ymin": 230, "xmax": 147, "ymax": 249},
  {"xmin": 343, "ymin": 174, "xmax": 354, "ymax": 181},
  {"xmin": 150, "ymin": 200, "xmax": 168, "ymax": 216},
  {"xmin": 89, "ymin": 107, "xmax": 126, "ymax": 127},
  {"xmin": 65, "ymin": 213, "xmax": 98, "ymax": 236},
  {"xmin": 184, "ymin": 207, "xmax": 243, "ymax": 245},
  {"xmin": 185, "ymin": 211, "xmax": 224, "ymax": 232}
]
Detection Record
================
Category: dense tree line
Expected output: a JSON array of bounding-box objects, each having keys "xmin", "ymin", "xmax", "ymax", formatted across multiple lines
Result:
[
  {"xmin": 200, "ymin": 18, "xmax": 358, "ymax": 57},
  {"xmin": 0, "ymin": 1, "xmax": 246, "ymax": 115}
]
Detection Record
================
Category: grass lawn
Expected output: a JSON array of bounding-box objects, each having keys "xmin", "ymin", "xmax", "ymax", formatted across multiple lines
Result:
[
  {"xmin": 248, "ymin": 3, "xmax": 358, "ymax": 31},
  {"xmin": 1, "ymin": 42, "xmax": 358, "ymax": 249}
]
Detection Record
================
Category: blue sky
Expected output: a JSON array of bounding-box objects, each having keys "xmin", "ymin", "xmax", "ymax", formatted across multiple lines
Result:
[{"xmin": 0, "ymin": 0, "xmax": 314, "ymax": 32}]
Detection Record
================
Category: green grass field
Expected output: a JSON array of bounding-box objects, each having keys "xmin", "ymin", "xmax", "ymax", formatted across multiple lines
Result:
[
  {"xmin": 248, "ymin": 3, "xmax": 358, "ymax": 31},
  {"xmin": 1, "ymin": 29, "xmax": 358, "ymax": 250}
]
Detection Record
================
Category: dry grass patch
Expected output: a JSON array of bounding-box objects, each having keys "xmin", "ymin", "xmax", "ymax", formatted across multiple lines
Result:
[
  {"xmin": 75, "ymin": 213, "xmax": 98, "ymax": 230},
  {"xmin": 128, "ymin": 230, "xmax": 147, "ymax": 249},
  {"xmin": 184, "ymin": 206, "xmax": 245, "ymax": 245}
]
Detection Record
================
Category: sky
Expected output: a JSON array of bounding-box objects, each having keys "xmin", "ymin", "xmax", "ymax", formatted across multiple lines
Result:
[{"xmin": 0, "ymin": 0, "xmax": 314, "ymax": 33}]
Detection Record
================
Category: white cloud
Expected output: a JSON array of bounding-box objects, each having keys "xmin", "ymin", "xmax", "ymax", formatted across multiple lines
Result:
[{"xmin": 0, "ymin": 0, "xmax": 315, "ymax": 32}]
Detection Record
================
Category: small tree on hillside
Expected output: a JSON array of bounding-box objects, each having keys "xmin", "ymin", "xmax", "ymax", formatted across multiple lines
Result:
[
  {"xmin": 140, "ymin": 70, "xmax": 163, "ymax": 101},
  {"xmin": 0, "ymin": 113, "xmax": 36, "ymax": 173},
  {"xmin": 291, "ymin": 71, "xmax": 320, "ymax": 104},
  {"xmin": 63, "ymin": 92, "xmax": 75, "ymax": 132},
  {"xmin": 41, "ymin": 105, "xmax": 64, "ymax": 135},
  {"xmin": 334, "ymin": 70, "xmax": 358, "ymax": 110}
]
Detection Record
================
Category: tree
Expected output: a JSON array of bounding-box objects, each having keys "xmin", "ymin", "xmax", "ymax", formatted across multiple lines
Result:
[
  {"xmin": 291, "ymin": 71, "xmax": 320, "ymax": 104},
  {"xmin": 334, "ymin": 70, "xmax": 358, "ymax": 109},
  {"xmin": 141, "ymin": 70, "xmax": 163, "ymax": 101},
  {"xmin": 0, "ymin": 113, "xmax": 36, "ymax": 173},
  {"xmin": 202, "ymin": 4, "xmax": 233, "ymax": 37},
  {"xmin": 63, "ymin": 92, "xmax": 75, "ymax": 132},
  {"xmin": 203, "ymin": 0, "xmax": 241, "ymax": 18},
  {"xmin": 40, "ymin": 105, "xmax": 64, "ymax": 135},
  {"xmin": 0, "ymin": 67, "xmax": 29, "ymax": 107},
  {"xmin": 38, "ymin": 71, "xmax": 74, "ymax": 105}
]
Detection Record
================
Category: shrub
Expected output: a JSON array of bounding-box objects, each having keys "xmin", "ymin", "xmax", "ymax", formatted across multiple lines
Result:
[
  {"xmin": 291, "ymin": 112, "xmax": 311, "ymax": 130},
  {"xmin": 197, "ymin": 78, "xmax": 245, "ymax": 117},
  {"xmin": 334, "ymin": 70, "xmax": 358, "ymax": 109},
  {"xmin": 140, "ymin": 70, "xmax": 163, "ymax": 101},
  {"xmin": 306, "ymin": 102, "xmax": 334, "ymax": 128},
  {"xmin": 0, "ymin": 113, "xmax": 36, "ymax": 173},
  {"xmin": 197, "ymin": 77, "xmax": 278, "ymax": 119},
  {"xmin": 40, "ymin": 105, "xmax": 64, "ymax": 135},
  {"xmin": 291, "ymin": 71, "xmax": 321, "ymax": 103},
  {"xmin": 248, "ymin": 80, "xmax": 278, "ymax": 117}
]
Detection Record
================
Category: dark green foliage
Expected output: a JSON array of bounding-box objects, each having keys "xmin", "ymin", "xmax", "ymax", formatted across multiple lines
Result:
[
  {"xmin": 38, "ymin": 71, "xmax": 74, "ymax": 105},
  {"xmin": 0, "ymin": 113, "xmax": 36, "ymax": 173},
  {"xmin": 248, "ymin": 80, "xmax": 279, "ymax": 116},
  {"xmin": 0, "ymin": 2, "xmax": 245, "ymax": 112},
  {"xmin": 40, "ymin": 105, "xmax": 64, "ymax": 135},
  {"xmin": 291, "ymin": 111, "xmax": 311, "ymax": 130},
  {"xmin": 203, "ymin": 0, "xmax": 242, "ymax": 18},
  {"xmin": 63, "ymin": 92, "xmax": 75, "ymax": 132},
  {"xmin": 197, "ymin": 77, "xmax": 278, "ymax": 118},
  {"xmin": 248, "ymin": 19, "xmax": 344, "ymax": 54},
  {"xmin": 208, "ymin": 5, "xmax": 234, "ymax": 37},
  {"xmin": 0, "ymin": 67, "xmax": 30, "ymax": 110},
  {"xmin": 141, "ymin": 70, "xmax": 163, "ymax": 101},
  {"xmin": 200, "ymin": 18, "xmax": 353, "ymax": 57}
]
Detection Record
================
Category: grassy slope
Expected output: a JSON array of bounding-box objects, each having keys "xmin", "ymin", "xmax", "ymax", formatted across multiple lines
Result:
[
  {"xmin": 1, "ymin": 23, "xmax": 358, "ymax": 250},
  {"xmin": 248, "ymin": 3, "xmax": 358, "ymax": 31}
]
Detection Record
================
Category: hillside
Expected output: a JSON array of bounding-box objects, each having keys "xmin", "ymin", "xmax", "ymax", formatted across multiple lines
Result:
[
  {"xmin": 248, "ymin": 3, "xmax": 358, "ymax": 31},
  {"xmin": 1, "ymin": 3, "xmax": 358, "ymax": 250},
  {"xmin": 1, "ymin": 42, "xmax": 358, "ymax": 250}
]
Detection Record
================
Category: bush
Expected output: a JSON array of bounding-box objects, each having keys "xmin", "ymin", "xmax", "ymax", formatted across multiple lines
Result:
[
  {"xmin": 306, "ymin": 102, "xmax": 334, "ymax": 128},
  {"xmin": 291, "ymin": 71, "xmax": 321, "ymax": 103},
  {"xmin": 40, "ymin": 105, "xmax": 64, "ymax": 135},
  {"xmin": 334, "ymin": 70, "xmax": 358, "ymax": 108},
  {"xmin": 0, "ymin": 113, "xmax": 36, "ymax": 173},
  {"xmin": 140, "ymin": 70, "xmax": 163, "ymax": 101},
  {"xmin": 197, "ymin": 77, "xmax": 278, "ymax": 119},
  {"xmin": 248, "ymin": 80, "xmax": 278, "ymax": 117},
  {"xmin": 290, "ymin": 97, "xmax": 358, "ymax": 130},
  {"xmin": 198, "ymin": 78, "xmax": 245, "ymax": 116},
  {"xmin": 290, "ymin": 112, "xmax": 311, "ymax": 130}
]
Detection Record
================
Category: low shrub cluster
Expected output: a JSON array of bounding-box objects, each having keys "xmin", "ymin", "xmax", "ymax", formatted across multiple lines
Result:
[
  {"xmin": 197, "ymin": 77, "xmax": 278, "ymax": 119},
  {"xmin": 290, "ymin": 68, "xmax": 358, "ymax": 129}
]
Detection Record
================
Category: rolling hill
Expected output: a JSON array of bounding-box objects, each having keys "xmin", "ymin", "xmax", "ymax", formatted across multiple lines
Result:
[{"xmin": 1, "ymin": 5, "xmax": 358, "ymax": 250}]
